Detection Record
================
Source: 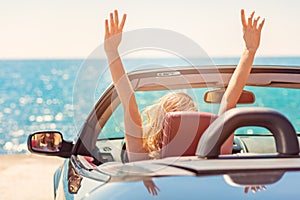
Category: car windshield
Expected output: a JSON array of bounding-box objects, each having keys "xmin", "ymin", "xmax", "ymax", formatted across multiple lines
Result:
[
  {"xmin": 237, "ymin": 86, "xmax": 300, "ymax": 134},
  {"xmin": 99, "ymin": 85, "xmax": 300, "ymax": 139}
]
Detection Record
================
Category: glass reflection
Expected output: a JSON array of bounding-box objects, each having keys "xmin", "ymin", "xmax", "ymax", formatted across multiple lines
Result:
[
  {"xmin": 31, "ymin": 132, "xmax": 62, "ymax": 152},
  {"xmin": 68, "ymin": 161, "xmax": 83, "ymax": 194}
]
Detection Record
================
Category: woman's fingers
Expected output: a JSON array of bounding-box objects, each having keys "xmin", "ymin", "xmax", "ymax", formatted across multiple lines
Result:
[
  {"xmin": 110, "ymin": 13, "xmax": 115, "ymax": 33},
  {"xmin": 258, "ymin": 18, "xmax": 265, "ymax": 31},
  {"xmin": 242, "ymin": 9, "xmax": 265, "ymax": 31},
  {"xmin": 105, "ymin": 19, "xmax": 110, "ymax": 38},
  {"xmin": 253, "ymin": 16, "xmax": 260, "ymax": 29},
  {"xmin": 106, "ymin": 10, "xmax": 126, "ymax": 35},
  {"xmin": 241, "ymin": 9, "xmax": 247, "ymax": 27},
  {"xmin": 244, "ymin": 187, "xmax": 249, "ymax": 193},
  {"xmin": 247, "ymin": 11, "xmax": 255, "ymax": 27},
  {"xmin": 114, "ymin": 10, "xmax": 119, "ymax": 27},
  {"xmin": 119, "ymin": 14, "xmax": 127, "ymax": 31}
]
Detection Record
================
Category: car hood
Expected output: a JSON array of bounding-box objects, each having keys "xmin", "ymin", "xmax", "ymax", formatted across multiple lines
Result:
[
  {"xmin": 73, "ymin": 156, "xmax": 300, "ymax": 199},
  {"xmin": 94, "ymin": 156, "xmax": 300, "ymax": 180},
  {"xmin": 83, "ymin": 171, "xmax": 300, "ymax": 199}
]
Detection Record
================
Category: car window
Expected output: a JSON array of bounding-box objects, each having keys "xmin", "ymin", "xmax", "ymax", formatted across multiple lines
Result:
[{"xmin": 99, "ymin": 105, "xmax": 124, "ymax": 139}]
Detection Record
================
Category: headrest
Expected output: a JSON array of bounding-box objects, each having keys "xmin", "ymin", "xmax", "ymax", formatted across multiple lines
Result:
[{"xmin": 161, "ymin": 111, "xmax": 217, "ymax": 158}]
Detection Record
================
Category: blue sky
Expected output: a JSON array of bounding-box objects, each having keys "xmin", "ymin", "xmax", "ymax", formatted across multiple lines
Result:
[{"xmin": 1, "ymin": 0, "xmax": 300, "ymax": 59}]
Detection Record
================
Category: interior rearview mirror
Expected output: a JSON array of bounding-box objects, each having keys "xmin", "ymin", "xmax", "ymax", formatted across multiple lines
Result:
[{"xmin": 204, "ymin": 89, "xmax": 255, "ymax": 104}]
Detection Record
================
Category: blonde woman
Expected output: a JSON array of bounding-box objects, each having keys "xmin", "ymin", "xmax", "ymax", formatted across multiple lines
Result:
[{"xmin": 104, "ymin": 10, "xmax": 265, "ymax": 161}]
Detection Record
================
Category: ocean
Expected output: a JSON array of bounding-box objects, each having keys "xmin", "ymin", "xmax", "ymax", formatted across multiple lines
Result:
[{"xmin": 1, "ymin": 57, "xmax": 300, "ymax": 154}]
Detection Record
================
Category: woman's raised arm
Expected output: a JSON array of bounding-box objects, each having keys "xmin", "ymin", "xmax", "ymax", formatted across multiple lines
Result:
[
  {"xmin": 104, "ymin": 10, "xmax": 148, "ymax": 161},
  {"xmin": 219, "ymin": 9, "xmax": 265, "ymax": 154}
]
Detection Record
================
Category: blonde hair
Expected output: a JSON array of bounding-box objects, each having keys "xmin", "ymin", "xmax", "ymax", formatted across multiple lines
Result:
[{"xmin": 141, "ymin": 92, "xmax": 198, "ymax": 159}]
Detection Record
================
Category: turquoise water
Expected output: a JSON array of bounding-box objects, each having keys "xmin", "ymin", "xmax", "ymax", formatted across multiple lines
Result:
[{"xmin": 1, "ymin": 57, "xmax": 300, "ymax": 154}]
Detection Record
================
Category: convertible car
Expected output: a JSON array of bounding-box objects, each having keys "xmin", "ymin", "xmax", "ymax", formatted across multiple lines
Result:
[{"xmin": 28, "ymin": 65, "xmax": 300, "ymax": 199}]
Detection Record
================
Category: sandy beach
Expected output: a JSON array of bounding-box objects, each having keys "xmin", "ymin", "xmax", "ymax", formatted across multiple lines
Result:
[{"xmin": 0, "ymin": 154, "xmax": 64, "ymax": 200}]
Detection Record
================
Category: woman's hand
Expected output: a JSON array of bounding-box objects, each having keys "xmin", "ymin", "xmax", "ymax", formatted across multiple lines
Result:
[
  {"xmin": 241, "ymin": 9, "xmax": 265, "ymax": 53},
  {"xmin": 143, "ymin": 179, "xmax": 160, "ymax": 196},
  {"xmin": 104, "ymin": 10, "xmax": 127, "ymax": 54},
  {"xmin": 244, "ymin": 185, "xmax": 267, "ymax": 194}
]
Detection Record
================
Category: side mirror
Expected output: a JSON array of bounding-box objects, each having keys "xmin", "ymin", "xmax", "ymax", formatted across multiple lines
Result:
[
  {"xmin": 204, "ymin": 89, "xmax": 255, "ymax": 104},
  {"xmin": 30, "ymin": 131, "xmax": 63, "ymax": 152},
  {"xmin": 28, "ymin": 131, "xmax": 73, "ymax": 158}
]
